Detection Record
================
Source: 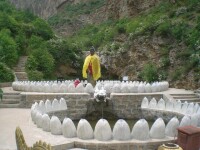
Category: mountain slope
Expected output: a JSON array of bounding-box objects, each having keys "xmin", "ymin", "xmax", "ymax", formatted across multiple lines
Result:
[{"xmin": 48, "ymin": 0, "xmax": 200, "ymax": 89}]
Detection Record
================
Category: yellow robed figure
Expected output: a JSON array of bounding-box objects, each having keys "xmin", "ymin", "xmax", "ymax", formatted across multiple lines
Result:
[{"xmin": 82, "ymin": 48, "xmax": 101, "ymax": 85}]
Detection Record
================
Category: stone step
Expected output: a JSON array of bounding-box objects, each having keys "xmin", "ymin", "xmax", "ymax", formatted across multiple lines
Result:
[
  {"xmin": 3, "ymin": 92, "xmax": 20, "ymax": 95},
  {"xmin": 3, "ymin": 94, "xmax": 21, "ymax": 99},
  {"xmin": 14, "ymin": 68, "xmax": 26, "ymax": 72},
  {"xmin": 68, "ymin": 148, "xmax": 88, "ymax": 150},
  {"xmin": 194, "ymin": 89, "xmax": 200, "ymax": 93},
  {"xmin": 15, "ymin": 72, "xmax": 28, "ymax": 80},
  {"xmin": 170, "ymin": 94, "xmax": 196, "ymax": 96},
  {"xmin": 178, "ymin": 98, "xmax": 200, "ymax": 103},
  {"xmin": 172, "ymin": 95, "xmax": 198, "ymax": 99},
  {"xmin": 17, "ymin": 79, "xmax": 28, "ymax": 81},
  {"xmin": 0, "ymin": 103, "xmax": 20, "ymax": 108},
  {"xmin": 1, "ymin": 99, "xmax": 20, "ymax": 104}
]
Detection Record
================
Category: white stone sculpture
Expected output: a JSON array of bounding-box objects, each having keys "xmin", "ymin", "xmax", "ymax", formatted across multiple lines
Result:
[
  {"xmin": 42, "ymin": 114, "xmax": 51, "ymax": 132},
  {"xmin": 141, "ymin": 97, "xmax": 149, "ymax": 108},
  {"xmin": 138, "ymin": 83, "xmax": 145, "ymax": 93},
  {"xmin": 121, "ymin": 83, "xmax": 129, "ymax": 93},
  {"xmin": 77, "ymin": 119, "xmax": 94, "ymax": 140},
  {"xmin": 45, "ymin": 99, "xmax": 52, "ymax": 112},
  {"xmin": 59, "ymin": 98, "xmax": 67, "ymax": 110},
  {"xmin": 131, "ymin": 119, "xmax": 150, "ymax": 140},
  {"xmin": 129, "ymin": 84, "xmax": 137, "ymax": 93},
  {"xmin": 52, "ymin": 83, "xmax": 59, "ymax": 93},
  {"xmin": 190, "ymin": 114, "xmax": 199, "ymax": 126},
  {"xmin": 84, "ymin": 83, "xmax": 94, "ymax": 93},
  {"xmin": 62, "ymin": 118, "xmax": 77, "ymax": 138},
  {"xmin": 94, "ymin": 87, "xmax": 107, "ymax": 102},
  {"xmin": 149, "ymin": 98, "xmax": 157, "ymax": 109},
  {"xmin": 166, "ymin": 100, "xmax": 174, "ymax": 111},
  {"xmin": 179, "ymin": 115, "xmax": 191, "ymax": 127},
  {"xmin": 145, "ymin": 83, "xmax": 152, "ymax": 93},
  {"xmin": 151, "ymin": 83, "xmax": 157, "ymax": 93},
  {"xmin": 94, "ymin": 119, "xmax": 112, "ymax": 141},
  {"xmin": 76, "ymin": 83, "xmax": 84, "ymax": 93},
  {"xmin": 181, "ymin": 101, "xmax": 188, "ymax": 114},
  {"xmin": 165, "ymin": 117, "xmax": 179, "ymax": 137},
  {"xmin": 59, "ymin": 83, "xmax": 68, "ymax": 93},
  {"xmin": 113, "ymin": 119, "xmax": 131, "ymax": 140},
  {"xmin": 50, "ymin": 116, "xmax": 62, "ymax": 135},
  {"xmin": 150, "ymin": 118, "xmax": 165, "ymax": 139},
  {"xmin": 35, "ymin": 112, "xmax": 43, "ymax": 128},
  {"xmin": 157, "ymin": 98, "xmax": 165, "ymax": 110},
  {"xmin": 52, "ymin": 99, "xmax": 60, "ymax": 111},
  {"xmin": 39, "ymin": 100, "xmax": 46, "ymax": 114},
  {"xmin": 112, "ymin": 83, "xmax": 121, "ymax": 93},
  {"xmin": 104, "ymin": 83, "xmax": 112, "ymax": 94},
  {"xmin": 186, "ymin": 103, "xmax": 194, "ymax": 115},
  {"xmin": 68, "ymin": 83, "xmax": 76, "ymax": 93},
  {"xmin": 174, "ymin": 100, "xmax": 182, "ymax": 113},
  {"xmin": 194, "ymin": 103, "xmax": 199, "ymax": 113}
]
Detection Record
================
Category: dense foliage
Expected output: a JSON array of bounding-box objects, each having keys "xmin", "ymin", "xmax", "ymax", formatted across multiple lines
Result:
[
  {"xmin": 0, "ymin": 62, "xmax": 14, "ymax": 82},
  {"xmin": 0, "ymin": 0, "xmax": 81, "ymax": 81}
]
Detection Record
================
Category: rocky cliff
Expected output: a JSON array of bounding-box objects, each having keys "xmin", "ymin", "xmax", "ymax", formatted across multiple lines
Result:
[
  {"xmin": 9, "ymin": 0, "xmax": 67, "ymax": 19},
  {"xmin": 106, "ymin": 0, "xmax": 161, "ymax": 19},
  {"xmin": 9, "ymin": 0, "xmax": 161, "ymax": 20}
]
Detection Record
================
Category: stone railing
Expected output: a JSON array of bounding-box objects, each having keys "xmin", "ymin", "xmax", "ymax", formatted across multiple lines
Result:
[
  {"xmin": 12, "ymin": 80, "xmax": 169, "ymax": 93},
  {"xmin": 31, "ymin": 99, "xmax": 178, "ymax": 142},
  {"xmin": 141, "ymin": 97, "xmax": 200, "ymax": 127}
]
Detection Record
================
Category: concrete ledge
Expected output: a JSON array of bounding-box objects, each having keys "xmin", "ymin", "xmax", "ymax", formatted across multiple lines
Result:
[
  {"xmin": 50, "ymin": 136, "xmax": 176, "ymax": 150},
  {"xmin": 0, "ymin": 82, "xmax": 12, "ymax": 88},
  {"xmin": 64, "ymin": 138, "xmax": 175, "ymax": 150},
  {"xmin": 142, "ymin": 108, "xmax": 184, "ymax": 122}
]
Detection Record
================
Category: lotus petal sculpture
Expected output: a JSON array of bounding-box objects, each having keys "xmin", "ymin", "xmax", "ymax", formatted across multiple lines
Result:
[
  {"xmin": 131, "ymin": 119, "xmax": 149, "ymax": 140},
  {"xmin": 165, "ymin": 117, "xmax": 179, "ymax": 137},
  {"xmin": 113, "ymin": 119, "xmax": 131, "ymax": 140},
  {"xmin": 62, "ymin": 118, "xmax": 77, "ymax": 138},
  {"xmin": 94, "ymin": 119, "xmax": 112, "ymax": 141},
  {"xmin": 150, "ymin": 118, "xmax": 165, "ymax": 139},
  {"xmin": 77, "ymin": 119, "xmax": 94, "ymax": 140}
]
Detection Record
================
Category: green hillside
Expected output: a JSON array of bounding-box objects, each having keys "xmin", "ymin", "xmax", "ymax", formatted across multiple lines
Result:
[{"xmin": 48, "ymin": 0, "xmax": 200, "ymax": 87}]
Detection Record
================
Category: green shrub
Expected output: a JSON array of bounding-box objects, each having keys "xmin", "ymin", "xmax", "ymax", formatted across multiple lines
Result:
[
  {"xmin": 27, "ymin": 70, "xmax": 43, "ymax": 81},
  {"xmin": 31, "ymin": 48, "xmax": 55, "ymax": 77},
  {"xmin": 0, "ymin": 13, "xmax": 19, "ymax": 34},
  {"xmin": 28, "ymin": 35, "xmax": 46, "ymax": 50},
  {"xmin": 160, "ymin": 57, "xmax": 170, "ymax": 68},
  {"xmin": 158, "ymin": 70, "xmax": 168, "ymax": 81},
  {"xmin": 170, "ymin": 22, "xmax": 188, "ymax": 41},
  {"xmin": 0, "ymin": 62, "xmax": 14, "ymax": 82},
  {"xmin": 0, "ymin": 29, "xmax": 18, "ymax": 67},
  {"xmin": 15, "ymin": 30, "xmax": 28, "ymax": 55},
  {"xmin": 0, "ymin": 0, "xmax": 15, "ymax": 14},
  {"xmin": 160, "ymin": 47, "xmax": 170, "ymax": 56},
  {"xmin": 176, "ymin": 49, "xmax": 193, "ymax": 59},
  {"xmin": 47, "ymin": 38, "xmax": 77, "ymax": 65},
  {"xmin": 32, "ymin": 18, "xmax": 54, "ymax": 40},
  {"xmin": 0, "ymin": 88, "xmax": 3, "ymax": 100},
  {"xmin": 140, "ymin": 63, "xmax": 159, "ymax": 83},
  {"xmin": 155, "ymin": 20, "xmax": 171, "ymax": 36},
  {"xmin": 25, "ymin": 55, "xmax": 38, "ymax": 71},
  {"xmin": 171, "ymin": 67, "xmax": 183, "ymax": 81}
]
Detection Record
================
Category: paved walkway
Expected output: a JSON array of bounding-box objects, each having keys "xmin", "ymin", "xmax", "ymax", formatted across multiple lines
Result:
[{"xmin": 0, "ymin": 108, "xmax": 74, "ymax": 150}]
